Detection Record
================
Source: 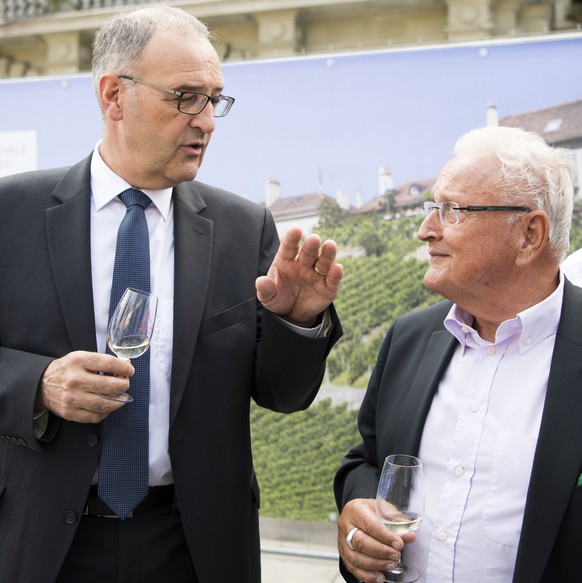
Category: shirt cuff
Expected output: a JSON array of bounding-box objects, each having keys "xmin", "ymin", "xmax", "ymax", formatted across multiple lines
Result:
[
  {"xmin": 276, "ymin": 308, "xmax": 332, "ymax": 338},
  {"xmin": 33, "ymin": 409, "xmax": 49, "ymax": 439}
]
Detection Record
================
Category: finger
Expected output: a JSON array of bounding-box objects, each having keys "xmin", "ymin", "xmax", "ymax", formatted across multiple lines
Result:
[
  {"xmin": 343, "ymin": 526, "xmax": 365, "ymax": 552},
  {"xmin": 276, "ymin": 227, "xmax": 303, "ymax": 261},
  {"xmin": 108, "ymin": 357, "xmax": 134, "ymax": 378},
  {"xmin": 344, "ymin": 562, "xmax": 386, "ymax": 583},
  {"xmin": 86, "ymin": 353, "xmax": 134, "ymax": 377},
  {"xmin": 326, "ymin": 262, "xmax": 344, "ymax": 291},
  {"xmin": 343, "ymin": 552, "xmax": 398, "ymax": 583},
  {"xmin": 60, "ymin": 360, "xmax": 131, "ymax": 403},
  {"xmin": 341, "ymin": 534, "xmax": 395, "ymax": 583},
  {"xmin": 296, "ymin": 234, "xmax": 323, "ymax": 268},
  {"xmin": 90, "ymin": 373, "xmax": 132, "ymax": 399},
  {"xmin": 311, "ymin": 263, "xmax": 344, "ymax": 302},
  {"xmin": 255, "ymin": 275, "xmax": 276, "ymax": 305},
  {"xmin": 319, "ymin": 239, "xmax": 338, "ymax": 262},
  {"xmin": 80, "ymin": 396, "xmax": 126, "ymax": 423},
  {"xmin": 312, "ymin": 240, "xmax": 339, "ymax": 275},
  {"xmin": 341, "ymin": 527, "xmax": 400, "ymax": 562},
  {"xmin": 50, "ymin": 382, "xmax": 126, "ymax": 423},
  {"xmin": 62, "ymin": 351, "xmax": 134, "ymax": 379}
]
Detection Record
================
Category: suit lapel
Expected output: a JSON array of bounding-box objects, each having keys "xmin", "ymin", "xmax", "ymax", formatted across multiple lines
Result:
[
  {"xmin": 513, "ymin": 281, "xmax": 582, "ymax": 582},
  {"xmin": 169, "ymin": 183, "xmax": 213, "ymax": 425},
  {"xmin": 46, "ymin": 166, "xmax": 214, "ymax": 421},
  {"xmin": 394, "ymin": 329, "xmax": 457, "ymax": 454},
  {"xmin": 46, "ymin": 156, "xmax": 97, "ymax": 351}
]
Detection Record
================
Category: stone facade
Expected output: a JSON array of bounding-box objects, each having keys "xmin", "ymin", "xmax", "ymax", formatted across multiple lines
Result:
[{"xmin": 0, "ymin": 0, "xmax": 579, "ymax": 78}]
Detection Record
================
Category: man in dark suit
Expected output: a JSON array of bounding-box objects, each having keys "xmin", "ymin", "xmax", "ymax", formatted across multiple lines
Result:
[
  {"xmin": 0, "ymin": 5, "xmax": 342, "ymax": 583},
  {"xmin": 334, "ymin": 125, "xmax": 580, "ymax": 583}
]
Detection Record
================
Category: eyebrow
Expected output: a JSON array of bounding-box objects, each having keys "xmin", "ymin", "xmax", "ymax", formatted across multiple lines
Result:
[{"xmin": 175, "ymin": 81, "xmax": 225, "ymax": 93}]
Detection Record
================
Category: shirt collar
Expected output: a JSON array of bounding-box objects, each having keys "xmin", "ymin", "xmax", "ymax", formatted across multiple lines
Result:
[
  {"xmin": 444, "ymin": 272, "xmax": 564, "ymax": 354},
  {"xmin": 90, "ymin": 143, "xmax": 173, "ymax": 220}
]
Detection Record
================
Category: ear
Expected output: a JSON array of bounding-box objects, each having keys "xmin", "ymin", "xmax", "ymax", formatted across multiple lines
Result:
[
  {"xmin": 516, "ymin": 211, "xmax": 551, "ymax": 266},
  {"xmin": 98, "ymin": 74, "xmax": 125, "ymax": 121}
]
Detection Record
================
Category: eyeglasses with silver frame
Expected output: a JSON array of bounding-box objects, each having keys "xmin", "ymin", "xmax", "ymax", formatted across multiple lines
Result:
[
  {"xmin": 119, "ymin": 75, "xmax": 235, "ymax": 117},
  {"xmin": 422, "ymin": 201, "xmax": 533, "ymax": 225}
]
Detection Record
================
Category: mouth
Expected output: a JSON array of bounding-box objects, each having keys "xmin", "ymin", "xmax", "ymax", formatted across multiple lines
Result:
[
  {"xmin": 183, "ymin": 141, "xmax": 204, "ymax": 156},
  {"xmin": 428, "ymin": 248, "xmax": 448, "ymax": 260}
]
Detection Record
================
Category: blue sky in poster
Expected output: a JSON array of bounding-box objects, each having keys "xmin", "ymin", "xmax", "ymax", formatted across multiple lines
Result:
[{"xmin": 1, "ymin": 33, "xmax": 581, "ymax": 205}]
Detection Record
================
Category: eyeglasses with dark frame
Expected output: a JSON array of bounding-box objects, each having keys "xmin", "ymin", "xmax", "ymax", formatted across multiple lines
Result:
[
  {"xmin": 422, "ymin": 201, "xmax": 533, "ymax": 225},
  {"xmin": 119, "ymin": 75, "xmax": 235, "ymax": 117}
]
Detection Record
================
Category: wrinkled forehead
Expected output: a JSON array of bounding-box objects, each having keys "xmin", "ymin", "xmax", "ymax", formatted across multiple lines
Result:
[
  {"xmin": 433, "ymin": 151, "xmax": 501, "ymax": 202},
  {"xmin": 139, "ymin": 29, "xmax": 224, "ymax": 86}
]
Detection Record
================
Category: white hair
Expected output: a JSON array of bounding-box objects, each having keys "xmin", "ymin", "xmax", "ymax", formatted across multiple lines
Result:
[{"xmin": 455, "ymin": 125, "xmax": 574, "ymax": 262}]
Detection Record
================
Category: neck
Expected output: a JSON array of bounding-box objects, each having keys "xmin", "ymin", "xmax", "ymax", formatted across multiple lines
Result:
[{"xmin": 463, "ymin": 269, "xmax": 560, "ymax": 343}]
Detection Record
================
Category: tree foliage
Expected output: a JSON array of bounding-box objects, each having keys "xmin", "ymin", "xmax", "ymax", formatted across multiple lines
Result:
[{"xmin": 317, "ymin": 197, "xmax": 348, "ymax": 229}]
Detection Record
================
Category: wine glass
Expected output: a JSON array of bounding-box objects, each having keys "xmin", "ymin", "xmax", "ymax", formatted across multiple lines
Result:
[
  {"xmin": 376, "ymin": 454, "xmax": 425, "ymax": 583},
  {"xmin": 103, "ymin": 287, "xmax": 158, "ymax": 403}
]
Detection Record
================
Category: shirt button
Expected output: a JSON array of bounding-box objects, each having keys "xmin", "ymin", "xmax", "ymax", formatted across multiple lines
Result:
[
  {"xmin": 525, "ymin": 337, "xmax": 532, "ymax": 345},
  {"xmin": 438, "ymin": 530, "xmax": 448, "ymax": 541},
  {"xmin": 87, "ymin": 434, "xmax": 100, "ymax": 447},
  {"xmin": 455, "ymin": 466, "xmax": 464, "ymax": 476},
  {"xmin": 461, "ymin": 326, "xmax": 469, "ymax": 334},
  {"xmin": 64, "ymin": 511, "xmax": 78, "ymax": 525},
  {"xmin": 470, "ymin": 403, "xmax": 479, "ymax": 413},
  {"xmin": 487, "ymin": 347, "xmax": 496, "ymax": 356}
]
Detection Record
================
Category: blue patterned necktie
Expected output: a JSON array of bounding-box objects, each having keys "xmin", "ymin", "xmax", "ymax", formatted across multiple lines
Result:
[{"xmin": 98, "ymin": 188, "xmax": 152, "ymax": 519}]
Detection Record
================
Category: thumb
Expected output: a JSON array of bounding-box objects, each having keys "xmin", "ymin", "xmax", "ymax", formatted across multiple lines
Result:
[{"xmin": 255, "ymin": 275, "xmax": 276, "ymax": 305}]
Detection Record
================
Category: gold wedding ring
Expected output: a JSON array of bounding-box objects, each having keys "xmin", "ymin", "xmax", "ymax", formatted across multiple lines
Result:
[{"xmin": 314, "ymin": 266, "xmax": 328, "ymax": 277}]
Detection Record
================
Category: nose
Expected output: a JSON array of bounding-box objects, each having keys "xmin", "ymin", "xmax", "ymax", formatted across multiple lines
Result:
[
  {"xmin": 417, "ymin": 207, "xmax": 442, "ymax": 241},
  {"xmin": 190, "ymin": 102, "xmax": 216, "ymax": 133}
]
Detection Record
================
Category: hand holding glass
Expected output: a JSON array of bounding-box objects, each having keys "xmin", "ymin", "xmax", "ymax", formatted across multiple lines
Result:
[
  {"xmin": 104, "ymin": 288, "xmax": 158, "ymax": 403},
  {"xmin": 376, "ymin": 454, "xmax": 425, "ymax": 583}
]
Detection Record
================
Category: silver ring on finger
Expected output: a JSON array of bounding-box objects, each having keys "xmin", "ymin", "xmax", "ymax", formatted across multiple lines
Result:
[{"xmin": 346, "ymin": 527, "xmax": 359, "ymax": 550}]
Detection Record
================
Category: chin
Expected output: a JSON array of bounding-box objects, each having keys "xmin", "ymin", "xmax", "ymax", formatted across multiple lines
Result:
[
  {"xmin": 423, "ymin": 274, "xmax": 444, "ymax": 296},
  {"xmin": 184, "ymin": 161, "xmax": 202, "ymax": 182},
  {"xmin": 169, "ymin": 168, "xmax": 199, "ymax": 185}
]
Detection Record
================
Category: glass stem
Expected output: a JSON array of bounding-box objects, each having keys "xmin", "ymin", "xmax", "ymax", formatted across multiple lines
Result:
[{"xmin": 390, "ymin": 560, "xmax": 404, "ymax": 574}]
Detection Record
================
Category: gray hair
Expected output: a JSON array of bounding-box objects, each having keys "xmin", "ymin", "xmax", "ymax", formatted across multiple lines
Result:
[
  {"xmin": 92, "ymin": 5, "xmax": 211, "ymax": 101},
  {"xmin": 454, "ymin": 125, "xmax": 574, "ymax": 262}
]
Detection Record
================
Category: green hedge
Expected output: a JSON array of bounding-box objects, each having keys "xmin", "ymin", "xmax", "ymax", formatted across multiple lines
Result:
[{"xmin": 251, "ymin": 398, "xmax": 360, "ymax": 522}]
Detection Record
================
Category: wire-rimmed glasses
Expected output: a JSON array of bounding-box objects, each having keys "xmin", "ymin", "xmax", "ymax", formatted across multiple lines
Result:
[
  {"xmin": 119, "ymin": 75, "xmax": 235, "ymax": 117},
  {"xmin": 422, "ymin": 201, "xmax": 532, "ymax": 225}
]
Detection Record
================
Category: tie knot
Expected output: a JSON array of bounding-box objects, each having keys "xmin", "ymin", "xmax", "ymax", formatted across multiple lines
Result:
[{"xmin": 119, "ymin": 188, "xmax": 151, "ymax": 210}]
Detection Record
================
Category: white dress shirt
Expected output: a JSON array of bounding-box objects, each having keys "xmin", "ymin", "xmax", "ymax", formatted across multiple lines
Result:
[
  {"xmin": 90, "ymin": 147, "xmax": 175, "ymax": 486},
  {"xmin": 405, "ymin": 275, "xmax": 564, "ymax": 582}
]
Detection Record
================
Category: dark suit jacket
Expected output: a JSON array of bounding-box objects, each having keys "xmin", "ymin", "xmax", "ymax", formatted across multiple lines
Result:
[
  {"xmin": 0, "ymin": 156, "xmax": 342, "ymax": 583},
  {"xmin": 334, "ymin": 281, "xmax": 582, "ymax": 583}
]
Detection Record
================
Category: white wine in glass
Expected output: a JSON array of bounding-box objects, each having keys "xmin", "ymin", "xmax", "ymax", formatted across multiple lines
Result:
[
  {"xmin": 376, "ymin": 454, "xmax": 425, "ymax": 583},
  {"xmin": 104, "ymin": 287, "xmax": 158, "ymax": 402}
]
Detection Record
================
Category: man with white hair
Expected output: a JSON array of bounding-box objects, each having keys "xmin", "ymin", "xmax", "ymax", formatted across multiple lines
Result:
[{"xmin": 335, "ymin": 126, "xmax": 579, "ymax": 583}]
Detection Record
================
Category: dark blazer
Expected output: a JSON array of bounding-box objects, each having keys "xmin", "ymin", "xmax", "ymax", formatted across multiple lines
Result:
[
  {"xmin": 0, "ymin": 156, "xmax": 342, "ymax": 583},
  {"xmin": 334, "ymin": 281, "xmax": 582, "ymax": 583}
]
